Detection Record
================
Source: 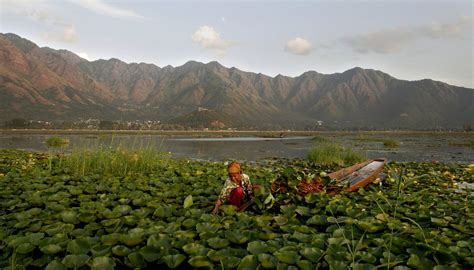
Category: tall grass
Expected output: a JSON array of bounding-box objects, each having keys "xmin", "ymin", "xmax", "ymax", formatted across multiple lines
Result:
[
  {"xmin": 61, "ymin": 137, "xmax": 169, "ymax": 177},
  {"xmin": 307, "ymin": 142, "xmax": 366, "ymax": 166},
  {"xmin": 383, "ymin": 139, "xmax": 400, "ymax": 148}
]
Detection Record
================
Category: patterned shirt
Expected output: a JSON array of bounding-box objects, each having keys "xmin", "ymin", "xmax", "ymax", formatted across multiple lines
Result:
[{"xmin": 218, "ymin": 173, "xmax": 253, "ymax": 203}]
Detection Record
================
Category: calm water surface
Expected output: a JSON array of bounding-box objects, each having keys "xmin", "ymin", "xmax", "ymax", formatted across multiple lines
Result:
[{"xmin": 0, "ymin": 133, "xmax": 472, "ymax": 164}]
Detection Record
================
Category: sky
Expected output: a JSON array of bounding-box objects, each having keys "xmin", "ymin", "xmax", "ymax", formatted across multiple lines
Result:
[{"xmin": 0, "ymin": 0, "xmax": 473, "ymax": 88}]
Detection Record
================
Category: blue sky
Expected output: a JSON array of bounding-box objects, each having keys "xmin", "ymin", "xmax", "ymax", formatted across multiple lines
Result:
[{"xmin": 1, "ymin": 0, "xmax": 472, "ymax": 88}]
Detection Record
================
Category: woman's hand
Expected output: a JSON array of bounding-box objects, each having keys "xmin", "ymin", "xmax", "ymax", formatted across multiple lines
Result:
[{"xmin": 211, "ymin": 199, "xmax": 222, "ymax": 215}]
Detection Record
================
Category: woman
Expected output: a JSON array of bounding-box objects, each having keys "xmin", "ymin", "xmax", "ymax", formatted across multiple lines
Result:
[{"xmin": 211, "ymin": 162, "xmax": 257, "ymax": 215}]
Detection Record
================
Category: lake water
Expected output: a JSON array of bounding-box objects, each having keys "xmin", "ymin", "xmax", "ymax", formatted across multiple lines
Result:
[{"xmin": 0, "ymin": 133, "xmax": 472, "ymax": 164}]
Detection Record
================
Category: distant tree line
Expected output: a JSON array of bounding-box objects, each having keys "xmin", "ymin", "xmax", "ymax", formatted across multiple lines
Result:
[{"xmin": 2, "ymin": 118, "xmax": 473, "ymax": 131}]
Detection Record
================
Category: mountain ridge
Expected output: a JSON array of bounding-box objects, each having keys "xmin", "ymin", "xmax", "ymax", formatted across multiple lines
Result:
[{"xmin": 0, "ymin": 32, "xmax": 472, "ymax": 129}]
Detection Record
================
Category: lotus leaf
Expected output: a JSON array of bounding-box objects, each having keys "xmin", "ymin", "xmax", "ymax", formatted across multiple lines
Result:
[
  {"xmin": 196, "ymin": 222, "xmax": 221, "ymax": 233},
  {"xmin": 199, "ymin": 213, "xmax": 216, "ymax": 222},
  {"xmin": 132, "ymin": 198, "xmax": 146, "ymax": 206},
  {"xmin": 221, "ymin": 256, "xmax": 241, "ymax": 268},
  {"xmin": 45, "ymin": 260, "xmax": 67, "ymax": 270},
  {"xmin": 126, "ymin": 252, "xmax": 146, "ymax": 268},
  {"xmin": 258, "ymin": 253, "xmax": 278, "ymax": 268},
  {"xmin": 90, "ymin": 256, "xmax": 115, "ymax": 270},
  {"xmin": 207, "ymin": 237, "xmax": 230, "ymax": 249},
  {"xmin": 356, "ymin": 219, "xmax": 385, "ymax": 233},
  {"xmin": 183, "ymin": 195, "xmax": 193, "ymax": 208},
  {"xmin": 275, "ymin": 250, "xmax": 300, "ymax": 265},
  {"xmin": 326, "ymin": 258, "xmax": 350, "ymax": 270},
  {"xmin": 67, "ymin": 238, "xmax": 90, "ymax": 254},
  {"xmin": 112, "ymin": 245, "xmax": 132, "ymax": 256},
  {"xmin": 120, "ymin": 228, "xmax": 144, "ymax": 246},
  {"xmin": 139, "ymin": 246, "xmax": 161, "ymax": 262},
  {"xmin": 182, "ymin": 218, "xmax": 197, "ymax": 229},
  {"xmin": 175, "ymin": 230, "xmax": 196, "ymax": 239},
  {"xmin": 78, "ymin": 213, "xmax": 96, "ymax": 223},
  {"xmin": 162, "ymin": 254, "xmax": 186, "ymax": 268},
  {"xmin": 225, "ymin": 230, "xmax": 249, "ymax": 244},
  {"xmin": 296, "ymin": 260, "xmax": 314, "ymax": 270},
  {"xmin": 16, "ymin": 242, "xmax": 35, "ymax": 254},
  {"xmin": 185, "ymin": 208, "xmax": 204, "ymax": 218},
  {"xmin": 15, "ymin": 220, "xmax": 31, "ymax": 229},
  {"xmin": 182, "ymin": 243, "xmax": 206, "ymax": 255},
  {"xmin": 61, "ymin": 254, "xmax": 90, "ymax": 269},
  {"xmin": 101, "ymin": 233, "xmax": 121, "ymax": 246},
  {"xmin": 147, "ymin": 234, "xmax": 171, "ymax": 249},
  {"xmin": 91, "ymin": 245, "xmax": 110, "ymax": 257},
  {"xmin": 84, "ymin": 222, "xmax": 102, "ymax": 231},
  {"xmin": 291, "ymin": 231, "xmax": 311, "ymax": 243},
  {"xmin": 238, "ymin": 255, "xmax": 258, "ymax": 270},
  {"xmin": 118, "ymin": 198, "xmax": 131, "ymax": 205},
  {"xmin": 31, "ymin": 254, "xmax": 51, "ymax": 267},
  {"xmin": 132, "ymin": 207, "xmax": 153, "ymax": 218},
  {"xmin": 154, "ymin": 205, "xmax": 174, "ymax": 218},
  {"xmin": 43, "ymin": 223, "xmax": 65, "ymax": 236},
  {"xmin": 113, "ymin": 205, "xmax": 132, "ymax": 216},
  {"xmin": 350, "ymin": 263, "xmax": 376, "ymax": 270},
  {"xmin": 273, "ymin": 215, "xmax": 288, "ymax": 225},
  {"xmin": 61, "ymin": 210, "xmax": 79, "ymax": 224},
  {"xmin": 306, "ymin": 215, "xmax": 329, "ymax": 226},
  {"xmin": 26, "ymin": 232, "xmax": 45, "ymax": 245},
  {"xmin": 295, "ymin": 206, "xmax": 312, "ymax": 216},
  {"xmin": 101, "ymin": 209, "xmax": 120, "ymax": 219},
  {"xmin": 207, "ymin": 249, "xmax": 225, "ymax": 262},
  {"xmin": 165, "ymin": 222, "xmax": 181, "ymax": 233},
  {"xmin": 40, "ymin": 244, "xmax": 62, "ymax": 254},
  {"xmin": 276, "ymin": 262, "xmax": 289, "ymax": 270},
  {"xmin": 299, "ymin": 247, "xmax": 323, "ymax": 263},
  {"xmin": 356, "ymin": 251, "xmax": 377, "ymax": 264},
  {"xmin": 29, "ymin": 222, "xmax": 43, "ymax": 232},
  {"xmin": 247, "ymin": 240, "xmax": 269, "ymax": 254},
  {"xmin": 220, "ymin": 205, "xmax": 237, "ymax": 215},
  {"xmin": 188, "ymin": 255, "xmax": 214, "ymax": 269},
  {"xmin": 407, "ymin": 254, "xmax": 435, "ymax": 269},
  {"xmin": 257, "ymin": 231, "xmax": 279, "ymax": 240}
]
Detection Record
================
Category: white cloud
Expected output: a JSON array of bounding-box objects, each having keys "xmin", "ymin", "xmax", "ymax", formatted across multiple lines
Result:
[
  {"xmin": 62, "ymin": 25, "xmax": 77, "ymax": 42},
  {"xmin": 285, "ymin": 37, "xmax": 312, "ymax": 55},
  {"xmin": 75, "ymin": 0, "xmax": 144, "ymax": 19},
  {"xmin": 342, "ymin": 29, "xmax": 412, "ymax": 54},
  {"xmin": 421, "ymin": 16, "xmax": 472, "ymax": 39},
  {"xmin": 192, "ymin": 25, "xmax": 231, "ymax": 57},
  {"xmin": 41, "ymin": 24, "xmax": 77, "ymax": 43},
  {"xmin": 77, "ymin": 52, "xmax": 90, "ymax": 60},
  {"xmin": 341, "ymin": 17, "xmax": 472, "ymax": 54}
]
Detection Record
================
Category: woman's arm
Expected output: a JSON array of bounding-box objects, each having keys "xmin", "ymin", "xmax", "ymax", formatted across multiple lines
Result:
[{"xmin": 211, "ymin": 199, "xmax": 223, "ymax": 215}]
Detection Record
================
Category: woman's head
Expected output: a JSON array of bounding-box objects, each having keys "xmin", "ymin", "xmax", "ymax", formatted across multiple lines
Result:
[{"xmin": 227, "ymin": 162, "xmax": 242, "ymax": 184}]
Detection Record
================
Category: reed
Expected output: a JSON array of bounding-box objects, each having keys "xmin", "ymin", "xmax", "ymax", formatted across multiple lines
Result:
[
  {"xmin": 307, "ymin": 142, "xmax": 366, "ymax": 166},
  {"xmin": 383, "ymin": 139, "xmax": 400, "ymax": 148},
  {"xmin": 61, "ymin": 137, "xmax": 169, "ymax": 177}
]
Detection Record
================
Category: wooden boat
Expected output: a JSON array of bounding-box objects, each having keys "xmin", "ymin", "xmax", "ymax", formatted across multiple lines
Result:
[
  {"xmin": 327, "ymin": 157, "xmax": 386, "ymax": 192},
  {"xmin": 272, "ymin": 158, "xmax": 387, "ymax": 195}
]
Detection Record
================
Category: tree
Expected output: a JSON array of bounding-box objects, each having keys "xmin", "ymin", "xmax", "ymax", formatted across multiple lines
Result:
[{"xmin": 5, "ymin": 118, "xmax": 28, "ymax": 128}]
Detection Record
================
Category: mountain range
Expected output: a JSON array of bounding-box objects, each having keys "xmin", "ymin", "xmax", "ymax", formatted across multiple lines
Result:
[{"xmin": 0, "ymin": 32, "xmax": 472, "ymax": 129}]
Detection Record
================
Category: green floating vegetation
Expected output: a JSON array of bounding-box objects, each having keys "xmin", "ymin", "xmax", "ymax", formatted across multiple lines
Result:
[
  {"xmin": 311, "ymin": 136, "xmax": 329, "ymax": 143},
  {"xmin": 307, "ymin": 142, "xmax": 366, "ymax": 166},
  {"xmin": 383, "ymin": 139, "xmax": 400, "ymax": 148},
  {"xmin": 448, "ymin": 139, "xmax": 474, "ymax": 148},
  {"xmin": 62, "ymin": 141, "xmax": 170, "ymax": 177},
  {"xmin": 45, "ymin": 137, "xmax": 70, "ymax": 148},
  {"xmin": 0, "ymin": 149, "xmax": 473, "ymax": 269}
]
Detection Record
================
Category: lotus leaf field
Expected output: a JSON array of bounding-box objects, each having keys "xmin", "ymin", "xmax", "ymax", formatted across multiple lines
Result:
[{"xmin": 0, "ymin": 149, "xmax": 473, "ymax": 269}]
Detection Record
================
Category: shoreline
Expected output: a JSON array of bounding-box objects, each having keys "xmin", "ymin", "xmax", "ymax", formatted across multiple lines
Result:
[{"xmin": 1, "ymin": 129, "xmax": 473, "ymax": 137}]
